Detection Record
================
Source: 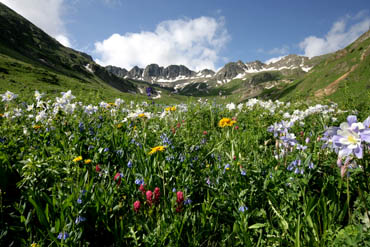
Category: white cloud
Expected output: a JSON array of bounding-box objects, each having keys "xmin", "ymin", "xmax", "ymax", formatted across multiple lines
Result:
[
  {"xmin": 265, "ymin": 55, "xmax": 287, "ymax": 65},
  {"xmin": 0, "ymin": 0, "xmax": 71, "ymax": 47},
  {"xmin": 299, "ymin": 13, "xmax": 370, "ymax": 57},
  {"xmin": 94, "ymin": 16, "xmax": 230, "ymax": 71}
]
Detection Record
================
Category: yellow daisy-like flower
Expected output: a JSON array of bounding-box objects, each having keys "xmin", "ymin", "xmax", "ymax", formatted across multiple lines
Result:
[
  {"xmin": 138, "ymin": 113, "xmax": 146, "ymax": 118},
  {"xmin": 73, "ymin": 156, "xmax": 83, "ymax": 162},
  {"xmin": 108, "ymin": 102, "xmax": 117, "ymax": 107},
  {"xmin": 33, "ymin": 125, "xmax": 41, "ymax": 129},
  {"xmin": 148, "ymin": 145, "xmax": 166, "ymax": 155},
  {"xmin": 165, "ymin": 106, "xmax": 176, "ymax": 112},
  {"xmin": 218, "ymin": 118, "xmax": 236, "ymax": 128},
  {"xmin": 84, "ymin": 159, "xmax": 92, "ymax": 164},
  {"xmin": 117, "ymin": 123, "xmax": 122, "ymax": 129},
  {"xmin": 31, "ymin": 243, "xmax": 39, "ymax": 247}
]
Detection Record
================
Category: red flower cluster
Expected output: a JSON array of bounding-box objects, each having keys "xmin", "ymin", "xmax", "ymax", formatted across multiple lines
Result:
[
  {"xmin": 133, "ymin": 200, "xmax": 140, "ymax": 213},
  {"xmin": 176, "ymin": 191, "xmax": 184, "ymax": 212},
  {"xmin": 146, "ymin": 190, "xmax": 153, "ymax": 206},
  {"xmin": 114, "ymin": 172, "xmax": 122, "ymax": 185},
  {"xmin": 139, "ymin": 184, "xmax": 146, "ymax": 195},
  {"xmin": 133, "ymin": 186, "xmax": 161, "ymax": 212}
]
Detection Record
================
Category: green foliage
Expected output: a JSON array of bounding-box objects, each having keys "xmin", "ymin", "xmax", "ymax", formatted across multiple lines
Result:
[{"xmin": 0, "ymin": 92, "xmax": 369, "ymax": 246}]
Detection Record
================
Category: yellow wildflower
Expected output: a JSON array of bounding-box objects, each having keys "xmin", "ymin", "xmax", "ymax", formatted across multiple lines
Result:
[
  {"xmin": 138, "ymin": 113, "xmax": 146, "ymax": 118},
  {"xmin": 33, "ymin": 125, "xmax": 41, "ymax": 129},
  {"xmin": 108, "ymin": 102, "xmax": 117, "ymax": 107},
  {"xmin": 117, "ymin": 123, "xmax": 122, "ymax": 129},
  {"xmin": 218, "ymin": 118, "xmax": 236, "ymax": 128},
  {"xmin": 148, "ymin": 145, "xmax": 166, "ymax": 155},
  {"xmin": 0, "ymin": 113, "xmax": 4, "ymax": 117},
  {"xmin": 165, "ymin": 106, "xmax": 176, "ymax": 112},
  {"xmin": 73, "ymin": 156, "xmax": 83, "ymax": 162},
  {"xmin": 31, "ymin": 243, "xmax": 39, "ymax": 247},
  {"xmin": 84, "ymin": 159, "xmax": 92, "ymax": 164}
]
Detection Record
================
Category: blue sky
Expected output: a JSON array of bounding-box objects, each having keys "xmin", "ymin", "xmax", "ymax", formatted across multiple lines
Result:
[{"xmin": 1, "ymin": 0, "xmax": 370, "ymax": 71}]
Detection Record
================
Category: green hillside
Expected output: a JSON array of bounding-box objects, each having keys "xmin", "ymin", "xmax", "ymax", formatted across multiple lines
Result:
[{"xmin": 276, "ymin": 30, "xmax": 370, "ymax": 107}]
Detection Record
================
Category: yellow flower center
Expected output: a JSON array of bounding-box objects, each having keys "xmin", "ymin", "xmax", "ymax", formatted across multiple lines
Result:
[{"xmin": 347, "ymin": 135, "xmax": 357, "ymax": 144}]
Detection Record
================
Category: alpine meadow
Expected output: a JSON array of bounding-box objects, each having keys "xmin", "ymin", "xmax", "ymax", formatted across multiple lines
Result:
[{"xmin": 0, "ymin": 1, "xmax": 370, "ymax": 246}]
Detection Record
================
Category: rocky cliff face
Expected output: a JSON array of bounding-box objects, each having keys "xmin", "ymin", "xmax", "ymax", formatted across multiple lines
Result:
[
  {"xmin": 106, "ymin": 65, "xmax": 128, "ymax": 78},
  {"xmin": 105, "ymin": 54, "xmax": 320, "ymax": 87}
]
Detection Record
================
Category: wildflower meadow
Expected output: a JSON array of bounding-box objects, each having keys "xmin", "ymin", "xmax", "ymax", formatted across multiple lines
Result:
[{"xmin": 0, "ymin": 90, "xmax": 370, "ymax": 246}]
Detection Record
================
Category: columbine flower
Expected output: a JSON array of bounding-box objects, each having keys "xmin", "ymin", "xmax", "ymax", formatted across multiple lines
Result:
[
  {"xmin": 77, "ymin": 198, "xmax": 82, "ymax": 204},
  {"xmin": 34, "ymin": 90, "xmax": 44, "ymax": 101},
  {"xmin": 224, "ymin": 164, "xmax": 230, "ymax": 173},
  {"xmin": 332, "ymin": 116, "xmax": 364, "ymax": 158},
  {"xmin": 148, "ymin": 145, "xmax": 166, "ymax": 155},
  {"xmin": 241, "ymin": 170, "xmax": 246, "ymax": 176},
  {"xmin": 226, "ymin": 103, "xmax": 236, "ymax": 111},
  {"xmin": 1, "ymin": 91, "xmax": 17, "ymax": 102},
  {"xmin": 73, "ymin": 156, "xmax": 83, "ymax": 162},
  {"xmin": 133, "ymin": 200, "xmax": 141, "ymax": 212},
  {"xmin": 218, "ymin": 118, "xmax": 236, "ymax": 128}
]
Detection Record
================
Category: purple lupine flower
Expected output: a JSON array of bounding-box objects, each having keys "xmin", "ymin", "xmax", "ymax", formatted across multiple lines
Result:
[
  {"xmin": 239, "ymin": 206, "xmax": 248, "ymax": 212},
  {"xmin": 75, "ymin": 216, "xmax": 86, "ymax": 224},
  {"xmin": 57, "ymin": 232, "xmax": 69, "ymax": 240},
  {"xmin": 135, "ymin": 178, "xmax": 144, "ymax": 185},
  {"xmin": 127, "ymin": 160, "xmax": 133, "ymax": 168},
  {"xmin": 184, "ymin": 199, "xmax": 192, "ymax": 205}
]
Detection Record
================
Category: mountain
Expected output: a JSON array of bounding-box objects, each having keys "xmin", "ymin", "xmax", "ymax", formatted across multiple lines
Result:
[
  {"xmin": 273, "ymin": 30, "xmax": 370, "ymax": 106},
  {"xmin": 0, "ymin": 2, "xmax": 154, "ymax": 102},
  {"xmin": 1, "ymin": 2, "xmax": 369, "ymax": 106}
]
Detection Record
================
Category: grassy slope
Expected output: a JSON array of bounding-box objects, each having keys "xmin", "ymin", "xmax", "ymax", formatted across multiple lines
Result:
[
  {"xmin": 277, "ymin": 31, "xmax": 370, "ymax": 106},
  {"xmin": 0, "ymin": 3, "xmax": 189, "ymax": 104}
]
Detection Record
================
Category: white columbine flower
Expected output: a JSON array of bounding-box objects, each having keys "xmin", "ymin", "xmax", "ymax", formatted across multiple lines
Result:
[{"xmin": 1, "ymin": 91, "xmax": 18, "ymax": 102}]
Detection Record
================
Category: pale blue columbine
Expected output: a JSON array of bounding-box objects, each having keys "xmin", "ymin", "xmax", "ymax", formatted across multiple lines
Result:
[
  {"xmin": 77, "ymin": 198, "xmax": 82, "ymax": 204},
  {"xmin": 172, "ymin": 188, "xmax": 176, "ymax": 192},
  {"xmin": 239, "ymin": 206, "xmax": 248, "ymax": 212},
  {"xmin": 224, "ymin": 164, "xmax": 230, "ymax": 173},
  {"xmin": 332, "ymin": 116, "xmax": 365, "ymax": 158},
  {"xmin": 241, "ymin": 170, "xmax": 246, "ymax": 176}
]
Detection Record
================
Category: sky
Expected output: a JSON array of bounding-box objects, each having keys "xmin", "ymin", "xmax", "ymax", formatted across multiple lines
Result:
[{"xmin": 1, "ymin": 0, "xmax": 370, "ymax": 71}]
